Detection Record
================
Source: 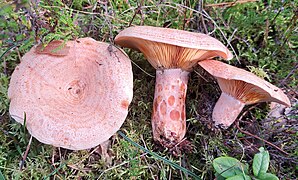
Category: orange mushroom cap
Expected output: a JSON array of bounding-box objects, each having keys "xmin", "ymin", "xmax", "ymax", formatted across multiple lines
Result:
[
  {"xmin": 115, "ymin": 26, "xmax": 233, "ymax": 71},
  {"xmin": 198, "ymin": 60, "xmax": 290, "ymax": 127},
  {"xmin": 198, "ymin": 60, "xmax": 290, "ymax": 106},
  {"xmin": 8, "ymin": 38, "xmax": 133, "ymax": 150}
]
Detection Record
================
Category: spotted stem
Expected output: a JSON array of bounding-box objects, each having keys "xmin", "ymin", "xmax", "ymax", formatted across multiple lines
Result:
[{"xmin": 151, "ymin": 69, "xmax": 189, "ymax": 147}]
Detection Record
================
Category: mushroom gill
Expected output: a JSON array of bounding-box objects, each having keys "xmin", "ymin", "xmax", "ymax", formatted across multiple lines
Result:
[
  {"xmin": 217, "ymin": 78, "xmax": 271, "ymax": 104},
  {"xmin": 136, "ymin": 40, "xmax": 209, "ymax": 71},
  {"xmin": 115, "ymin": 26, "xmax": 232, "ymax": 148},
  {"xmin": 198, "ymin": 59, "xmax": 291, "ymax": 128}
]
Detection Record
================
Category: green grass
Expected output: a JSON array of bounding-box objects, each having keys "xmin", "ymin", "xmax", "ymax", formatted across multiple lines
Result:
[{"xmin": 1, "ymin": 0, "xmax": 297, "ymax": 179}]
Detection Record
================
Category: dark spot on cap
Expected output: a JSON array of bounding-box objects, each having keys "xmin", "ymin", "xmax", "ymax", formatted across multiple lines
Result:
[{"xmin": 121, "ymin": 100, "xmax": 129, "ymax": 109}]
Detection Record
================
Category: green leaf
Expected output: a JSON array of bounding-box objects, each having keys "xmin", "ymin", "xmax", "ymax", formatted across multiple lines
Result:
[
  {"xmin": 226, "ymin": 174, "xmax": 251, "ymax": 180},
  {"xmin": 0, "ymin": 170, "xmax": 4, "ymax": 180},
  {"xmin": 215, "ymin": 172, "xmax": 226, "ymax": 180},
  {"xmin": 258, "ymin": 173, "xmax": 279, "ymax": 180},
  {"xmin": 213, "ymin": 157, "xmax": 246, "ymax": 178},
  {"xmin": 253, "ymin": 147, "xmax": 270, "ymax": 177}
]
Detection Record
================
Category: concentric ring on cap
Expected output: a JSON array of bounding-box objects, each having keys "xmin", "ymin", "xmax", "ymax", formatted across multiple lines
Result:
[{"xmin": 8, "ymin": 38, "xmax": 133, "ymax": 150}]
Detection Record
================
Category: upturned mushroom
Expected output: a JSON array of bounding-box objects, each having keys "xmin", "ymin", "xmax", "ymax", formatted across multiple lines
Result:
[
  {"xmin": 115, "ymin": 26, "xmax": 232, "ymax": 147},
  {"xmin": 8, "ymin": 38, "xmax": 133, "ymax": 150},
  {"xmin": 198, "ymin": 60, "xmax": 291, "ymax": 127}
]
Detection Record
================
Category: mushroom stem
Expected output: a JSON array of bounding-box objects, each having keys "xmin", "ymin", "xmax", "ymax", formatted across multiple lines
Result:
[
  {"xmin": 152, "ymin": 69, "xmax": 189, "ymax": 147},
  {"xmin": 212, "ymin": 92, "xmax": 245, "ymax": 127}
]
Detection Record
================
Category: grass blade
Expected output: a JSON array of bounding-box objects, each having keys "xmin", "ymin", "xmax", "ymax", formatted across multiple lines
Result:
[
  {"xmin": 43, "ymin": 161, "xmax": 66, "ymax": 180},
  {"xmin": 118, "ymin": 131, "xmax": 201, "ymax": 180}
]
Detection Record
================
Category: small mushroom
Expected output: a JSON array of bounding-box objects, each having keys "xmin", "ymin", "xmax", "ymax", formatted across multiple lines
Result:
[
  {"xmin": 115, "ymin": 26, "xmax": 232, "ymax": 147},
  {"xmin": 8, "ymin": 38, "xmax": 133, "ymax": 150},
  {"xmin": 198, "ymin": 60, "xmax": 291, "ymax": 127}
]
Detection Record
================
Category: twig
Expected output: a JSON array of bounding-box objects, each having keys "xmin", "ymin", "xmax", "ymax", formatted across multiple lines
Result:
[
  {"xmin": 171, "ymin": 3, "xmax": 240, "ymax": 62},
  {"xmin": 102, "ymin": 1, "xmax": 114, "ymax": 43},
  {"xmin": 139, "ymin": 0, "xmax": 145, "ymax": 26},
  {"xmin": 235, "ymin": 105, "xmax": 290, "ymax": 155},
  {"xmin": 20, "ymin": 135, "xmax": 33, "ymax": 170},
  {"xmin": 140, "ymin": 135, "xmax": 155, "ymax": 179},
  {"xmin": 194, "ymin": 69, "xmax": 209, "ymax": 82},
  {"xmin": 196, "ymin": 0, "xmax": 208, "ymax": 34},
  {"xmin": 128, "ymin": 7, "xmax": 139, "ymax": 27},
  {"xmin": 118, "ymin": 1, "xmax": 239, "ymax": 61},
  {"xmin": 130, "ymin": 60, "xmax": 155, "ymax": 78},
  {"xmin": 173, "ymin": 137, "xmax": 187, "ymax": 148},
  {"xmin": 281, "ymin": 84, "xmax": 298, "ymax": 97},
  {"xmin": 237, "ymin": 141, "xmax": 245, "ymax": 161},
  {"xmin": 128, "ymin": 0, "xmax": 144, "ymax": 27},
  {"xmin": 235, "ymin": 121, "xmax": 289, "ymax": 155},
  {"xmin": 270, "ymin": 1, "xmax": 288, "ymax": 26},
  {"xmin": 279, "ymin": 62, "xmax": 298, "ymax": 86},
  {"xmin": 201, "ymin": 9, "xmax": 239, "ymax": 62},
  {"xmin": 270, "ymin": 153, "xmax": 298, "ymax": 164},
  {"xmin": 51, "ymin": 147, "xmax": 57, "ymax": 167},
  {"xmin": 228, "ymin": 28, "xmax": 238, "ymax": 44},
  {"xmin": 205, "ymin": 0, "xmax": 259, "ymax": 7},
  {"xmin": 234, "ymin": 35, "xmax": 257, "ymax": 53}
]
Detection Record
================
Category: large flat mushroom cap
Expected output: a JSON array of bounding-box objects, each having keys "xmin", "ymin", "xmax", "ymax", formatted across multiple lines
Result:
[
  {"xmin": 198, "ymin": 60, "xmax": 290, "ymax": 106},
  {"xmin": 8, "ymin": 38, "xmax": 133, "ymax": 150},
  {"xmin": 115, "ymin": 26, "xmax": 232, "ymax": 71},
  {"xmin": 115, "ymin": 26, "xmax": 232, "ymax": 60}
]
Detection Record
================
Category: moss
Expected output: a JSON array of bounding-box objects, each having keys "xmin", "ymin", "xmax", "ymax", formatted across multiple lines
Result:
[{"xmin": 0, "ymin": 0, "xmax": 297, "ymax": 179}]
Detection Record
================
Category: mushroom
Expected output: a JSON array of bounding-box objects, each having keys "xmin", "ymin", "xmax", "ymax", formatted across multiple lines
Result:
[
  {"xmin": 8, "ymin": 38, "xmax": 133, "ymax": 150},
  {"xmin": 115, "ymin": 26, "xmax": 232, "ymax": 147},
  {"xmin": 198, "ymin": 59, "xmax": 291, "ymax": 127}
]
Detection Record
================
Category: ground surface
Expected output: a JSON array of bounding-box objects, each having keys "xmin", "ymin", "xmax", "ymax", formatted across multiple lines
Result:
[{"xmin": 0, "ymin": 0, "xmax": 297, "ymax": 179}]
